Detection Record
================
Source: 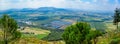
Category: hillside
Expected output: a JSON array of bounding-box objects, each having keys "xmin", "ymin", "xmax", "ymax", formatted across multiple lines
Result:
[
  {"xmin": 0, "ymin": 7, "xmax": 113, "ymax": 30},
  {"xmin": 0, "ymin": 7, "xmax": 117, "ymax": 44}
]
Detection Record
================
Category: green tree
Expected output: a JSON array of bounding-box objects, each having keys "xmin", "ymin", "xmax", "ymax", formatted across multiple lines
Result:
[
  {"xmin": 62, "ymin": 22, "xmax": 91, "ymax": 44},
  {"xmin": 113, "ymin": 8, "xmax": 120, "ymax": 30},
  {"xmin": 0, "ymin": 14, "xmax": 21, "ymax": 44},
  {"xmin": 88, "ymin": 30, "xmax": 102, "ymax": 44}
]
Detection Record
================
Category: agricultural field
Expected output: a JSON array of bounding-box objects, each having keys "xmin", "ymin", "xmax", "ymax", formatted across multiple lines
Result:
[
  {"xmin": 20, "ymin": 27, "xmax": 50, "ymax": 39},
  {"xmin": 0, "ymin": 6, "xmax": 116, "ymax": 44},
  {"xmin": 105, "ymin": 23, "xmax": 116, "ymax": 32},
  {"xmin": 9, "ymin": 27, "xmax": 65, "ymax": 44},
  {"xmin": 90, "ymin": 22, "xmax": 107, "ymax": 32}
]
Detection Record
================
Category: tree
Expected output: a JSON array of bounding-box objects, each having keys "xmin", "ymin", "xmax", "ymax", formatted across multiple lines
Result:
[
  {"xmin": 62, "ymin": 22, "xmax": 91, "ymax": 44},
  {"xmin": 0, "ymin": 14, "xmax": 21, "ymax": 44},
  {"xmin": 113, "ymin": 8, "xmax": 120, "ymax": 30},
  {"xmin": 88, "ymin": 30, "xmax": 102, "ymax": 44}
]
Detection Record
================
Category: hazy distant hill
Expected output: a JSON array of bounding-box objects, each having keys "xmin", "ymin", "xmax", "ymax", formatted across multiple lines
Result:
[{"xmin": 0, "ymin": 7, "xmax": 114, "ymax": 30}]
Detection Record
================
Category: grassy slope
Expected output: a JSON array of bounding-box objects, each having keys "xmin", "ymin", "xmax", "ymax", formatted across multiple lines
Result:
[
  {"xmin": 96, "ymin": 22, "xmax": 120, "ymax": 44},
  {"xmin": 0, "ymin": 30, "xmax": 4, "ymax": 44},
  {"xmin": 0, "ymin": 22, "xmax": 119, "ymax": 44},
  {"xmin": 10, "ymin": 37, "xmax": 65, "ymax": 44},
  {"xmin": 10, "ymin": 27, "xmax": 64, "ymax": 44}
]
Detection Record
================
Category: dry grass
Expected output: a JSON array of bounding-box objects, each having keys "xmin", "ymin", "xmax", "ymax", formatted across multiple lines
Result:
[{"xmin": 10, "ymin": 37, "xmax": 65, "ymax": 44}]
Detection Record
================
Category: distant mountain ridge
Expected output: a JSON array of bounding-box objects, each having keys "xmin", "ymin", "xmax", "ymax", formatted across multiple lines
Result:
[
  {"xmin": 0, "ymin": 7, "xmax": 113, "ymax": 16},
  {"xmin": 0, "ymin": 7, "xmax": 114, "ymax": 30},
  {"xmin": 0, "ymin": 7, "xmax": 75, "ymax": 14}
]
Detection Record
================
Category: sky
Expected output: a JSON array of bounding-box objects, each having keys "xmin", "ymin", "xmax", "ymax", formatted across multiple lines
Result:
[{"xmin": 0, "ymin": 0, "xmax": 120, "ymax": 11}]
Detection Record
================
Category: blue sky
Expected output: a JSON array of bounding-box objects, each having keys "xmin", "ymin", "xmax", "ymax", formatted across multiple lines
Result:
[{"xmin": 0, "ymin": 0, "xmax": 120, "ymax": 11}]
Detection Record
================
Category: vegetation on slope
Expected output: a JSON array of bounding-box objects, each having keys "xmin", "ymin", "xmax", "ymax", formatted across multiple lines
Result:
[{"xmin": 0, "ymin": 14, "xmax": 21, "ymax": 44}]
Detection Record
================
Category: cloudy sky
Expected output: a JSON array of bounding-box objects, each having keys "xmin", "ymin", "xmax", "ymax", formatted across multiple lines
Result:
[{"xmin": 0, "ymin": 0, "xmax": 120, "ymax": 11}]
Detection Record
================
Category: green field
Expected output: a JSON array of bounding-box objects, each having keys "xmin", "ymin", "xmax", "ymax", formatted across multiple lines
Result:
[
  {"xmin": 90, "ymin": 22, "xmax": 107, "ymax": 32},
  {"xmin": 21, "ymin": 27, "xmax": 50, "ymax": 39},
  {"xmin": 22, "ymin": 34, "xmax": 49, "ymax": 39}
]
